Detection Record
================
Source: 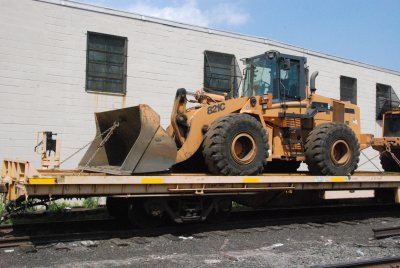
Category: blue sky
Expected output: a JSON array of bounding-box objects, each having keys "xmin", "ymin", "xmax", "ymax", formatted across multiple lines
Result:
[{"xmin": 77, "ymin": 0, "xmax": 400, "ymax": 71}]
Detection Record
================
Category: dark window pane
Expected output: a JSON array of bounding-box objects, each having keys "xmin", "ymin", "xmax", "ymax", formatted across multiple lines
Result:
[
  {"xmin": 383, "ymin": 113, "xmax": 400, "ymax": 137},
  {"xmin": 203, "ymin": 50, "xmax": 242, "ymax": 98},
  {"xmin": 89, "ymin": 51, "xmax": 107, "ymax": 62},
  {"xmin": 108, "ymin": 54, "xmax": 124, "ymax": 64},
  {"xmin": 88, "ymin": 35, "xmax": 106, "ymax": 50},
  {"xmin": 106, "ymin": 79, "xmax": 123, "ymax": 92},
  {"xmin": 376, "ymin": 83, "xmax": 400, "ymax": 119},
  {"xmin": 340, "ymin": 76, "xmax": 357, "ymax": 105},
  {"xmin": 88, "ymin": 62, "xmax": 107, "ymax": 76},
  {"xmin": 107, "ymin": 38, "xmax": 125, "ymax": 53},
  {"xmin": 86, "ymin": 32, "xmax": 127, "ymax": 94},
  {"xmin": 107, "ymin": 65, "xmax": 123, "ymax": 77},
  {"xmin": 87, "ymin": 77, "xmax": 105, "ymax": 91}
]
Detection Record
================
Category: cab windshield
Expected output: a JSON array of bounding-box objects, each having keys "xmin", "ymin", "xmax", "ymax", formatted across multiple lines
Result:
[
  {"xmin": 242, "ymin": 56, "xmax": 278, "ymax": 99},
  {"xmin": 242, "ymin": 54, "xmax": 303, "ymax": 102}
]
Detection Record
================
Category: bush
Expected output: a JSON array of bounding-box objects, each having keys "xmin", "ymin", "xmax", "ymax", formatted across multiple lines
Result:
[
  {"xmin": 48, "ymin": 201, "xmax": 69, "ymax": 212},
  {"xmin": 0, "ymin": 194, "xmax": 5, "ymax": 216},
  {"xmin": 83, "ymin": 198, "xmax": 99, "ymax": 209},
  {"xmin": 0, "ymin": 202, "xmax": 4, "ymax": 216}
]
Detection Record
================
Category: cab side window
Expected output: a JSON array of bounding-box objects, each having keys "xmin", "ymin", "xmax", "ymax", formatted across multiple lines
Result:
[{"xmin": 280, "ymin": 59, "xmax": 300, "ymax": 101}]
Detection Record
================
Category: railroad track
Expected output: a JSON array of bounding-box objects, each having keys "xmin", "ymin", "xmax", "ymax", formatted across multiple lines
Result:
[
  {"xmin": 312, "ymin": 256, "xmax": 400, "ymax": 268},
  {"xmin": 373, "ymin": 225, "xmax": 400, "ymax": 239},
  {"xmin": 0, "ymin": 218, "xmax": 117, "ymax": 234},
  {"xmin": 1, "ymin": 203, "xmax": 399, "ymax": 249}
]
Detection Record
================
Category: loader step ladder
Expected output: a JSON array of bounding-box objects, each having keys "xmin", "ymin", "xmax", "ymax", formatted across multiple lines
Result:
[{"xmin": 282, "ymin": 126, "xmax": 305, "ymax": 158}]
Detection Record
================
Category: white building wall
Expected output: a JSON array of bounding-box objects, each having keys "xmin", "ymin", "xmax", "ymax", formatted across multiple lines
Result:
[{"xmin": 0, "ymin": 0, "xmax": 399, "ymax": 171}]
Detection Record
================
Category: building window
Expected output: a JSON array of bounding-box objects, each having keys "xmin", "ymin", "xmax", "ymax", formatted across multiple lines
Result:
[
  {"xmin": 340, "ymin": 76, "xmax": 357, "ymax": 105},
  {"xmin": 204, "ymin": 51, "xmax": 242, "ymax": 98},
  {"xmin": 86, "ymin": 32, "xmax": 127, "ymax": 94},
  {"xmin": 376, "ymin": 83, "xmax": 400, "ymax": 120}
]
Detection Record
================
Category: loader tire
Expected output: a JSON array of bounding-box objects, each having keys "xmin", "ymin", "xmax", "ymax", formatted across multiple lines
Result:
[
  {"xmin": 380, "ymin": 150, "xmax": 400, "ymax": 172},
  {"xmin": 304, "ymin": 123, "xmax": 360, "ymax": 175},
  {"xmin": 264, "ymin": 159, "xmax": 301, "ymax": 173},
  {"xmin": 202, "ymin": 114, "xmax": 269, "ymax": 175}
]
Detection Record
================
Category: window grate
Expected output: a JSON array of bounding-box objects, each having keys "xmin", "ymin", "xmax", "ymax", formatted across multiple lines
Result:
[
  {"xmin": 86, "ymin": 32, "xmax": 127, "ymax": 94},
  {"xmin": 376, "ymin": 83, "xmax": 400, "ymax": 120},
  {"xmin": 340, "ymin": 76, "xmax": 357, "ymax": 105},
  {"xmin": 203, "ymin": 51, "xmax": 242, "ymax": 98}
]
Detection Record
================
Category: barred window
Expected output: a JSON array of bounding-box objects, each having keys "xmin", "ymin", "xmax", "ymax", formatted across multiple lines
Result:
[
  {"xmin": 376, "ymin": 83, "xmax": 400, "ymax": 120},
  {"xmin": 340, "ymin": 76, "xmax": 357, "ymax": 105},
  {"xmin": 204, "ymin": 51, "xmax": 242, "ymax": 98},
  {"xmin": 86, "ymin": 32, "xmax": 127, "ymax": 94}
]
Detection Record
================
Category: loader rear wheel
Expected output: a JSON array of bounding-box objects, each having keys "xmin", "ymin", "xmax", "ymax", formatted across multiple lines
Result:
[
  {"xmin": 380, "ymin": 150, "xmax": 400, "ymax": 172},
  {"xmin": 202, "ymin": 114, "xmax": 268, "ymax": 175},
  {"xmin": 305, "ymin": 123, "xmax": 360, "ymax": 175}
]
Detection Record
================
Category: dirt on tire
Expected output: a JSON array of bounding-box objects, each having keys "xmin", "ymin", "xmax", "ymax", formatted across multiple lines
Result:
[
  {"xmin": 202, "ymin": 114, "xmax": 269, "ymax": 175},
  {"xmin": 304, "ymin": 123, "xmax": 360, "ymax": 175}
]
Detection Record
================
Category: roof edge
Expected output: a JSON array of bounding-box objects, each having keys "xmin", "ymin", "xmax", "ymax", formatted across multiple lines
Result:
[{"xmin": 35, "ymin": 0, "xmax": 400, "ymax": 76}]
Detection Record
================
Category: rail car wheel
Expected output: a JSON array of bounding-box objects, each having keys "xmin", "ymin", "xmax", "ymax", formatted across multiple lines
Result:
[
  {"xmin": 106, "ymin": 197, "xmax": 129, "ymax": 222},
  {"xmin": 380, "ymin": 150, "xmax": 400, "ymax": 172},
  {"xmin": 128, "ymin": 199, "xmax": 167, "ymax": 228},
  {"xmin": 305, "ymin": 123, "xmax": 360, "ymax": 175},
  {"xmin": 264, "ymin": 159, "xmax": 301, "ymax": 173},
  {"xmin": 207, "ymin": 198, "xmax": 232, "ymax": 223},
  {"xmin": 202, "ymin": 114, "xmax": 269, "ymax": 175}
]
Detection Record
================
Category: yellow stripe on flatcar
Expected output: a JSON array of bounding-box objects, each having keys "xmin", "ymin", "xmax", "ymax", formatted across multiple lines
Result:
[
  {"xmin": 243, "ymin": 177, "xmax": 260, "ymax": 183},
  {"xmin": 28, "ymin": 178, "xmax": 56, "ymax": 185},
  {"xmin": 141, "ymin": 178, "xmax": 163, "ymax": 184},
  {"xmin": 330, "ymin": 177, "xmax": 346, "ymax": 182}
]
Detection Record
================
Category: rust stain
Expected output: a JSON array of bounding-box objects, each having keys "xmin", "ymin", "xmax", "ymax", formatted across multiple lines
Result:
[
  {"xmin": 121, "ymin": 95, "xmax": 126, "ymax": 108},
  {"xmin": 93, "ymin": 94, "xmax": 99, "ymax": 112}
]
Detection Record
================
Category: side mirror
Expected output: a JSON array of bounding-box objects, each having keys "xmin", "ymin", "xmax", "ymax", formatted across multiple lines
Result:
[
  {"xmin": 266, "ymin": 51, "xmax": 276, "ymax": 59},
  {"xmin": 283, "ymin": 58, "xmax": 291, "ymax": 70},
  {"xmin": 310, "ymin": 71, "xmax": 319, "ymax": 94}
]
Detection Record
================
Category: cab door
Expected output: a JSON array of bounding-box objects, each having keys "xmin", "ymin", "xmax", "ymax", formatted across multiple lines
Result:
[
  {"xmin": 275, "ymin": 55, "xmax": 307, "ymax": 159},
  {"xmin": 278, "ymin": 55, "xmax": 306, "ymax": 106}
]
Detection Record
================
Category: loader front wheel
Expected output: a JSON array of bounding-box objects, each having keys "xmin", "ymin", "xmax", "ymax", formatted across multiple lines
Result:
[
  {"xmin": 203, "ymin": 114, "xmax": 269, "ymax": 175},
  {"xmin": 305, "ymin": 123, "xmax": 360, "ymax": 175}
]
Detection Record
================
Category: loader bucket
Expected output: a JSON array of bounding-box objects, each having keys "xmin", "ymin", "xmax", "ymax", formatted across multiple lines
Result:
[{"xmin": 79, "ymin": 104, "xmax": 177, "ymax": 175}]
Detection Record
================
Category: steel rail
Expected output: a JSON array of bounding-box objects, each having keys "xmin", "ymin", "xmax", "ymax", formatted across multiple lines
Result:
[
  {"xmin": 311, "ymin": 256, "xmax": 400, "ymax": 268},
  {"xmin": 373, "ymin": 225, "xmax": 400, "ymax": 239},
  {"xmin": 1, "ymin": 204, "xmax": 400, "ymax": 249},
  {"xmin": 0, "ymin": 218, "xmax": 116, "ymax": 234}
]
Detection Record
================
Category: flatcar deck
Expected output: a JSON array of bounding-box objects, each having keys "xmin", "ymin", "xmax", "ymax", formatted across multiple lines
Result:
[{"xmin": 1, "ymin": 159, "xmax": 400, "ymax": 201}]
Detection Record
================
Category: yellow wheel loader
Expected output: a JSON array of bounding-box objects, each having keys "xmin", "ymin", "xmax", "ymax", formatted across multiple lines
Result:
[
  {"xmin": 372, "ymin": 109, "xmax": 400, "ymax": 172},
  {"xmin": 79, "ymin": 51, "xmax": 372, "ymax": 176}
]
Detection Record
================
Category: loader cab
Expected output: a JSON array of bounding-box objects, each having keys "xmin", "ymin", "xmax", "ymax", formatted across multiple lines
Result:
[
  {"xmin": 242, "ymin": 51, "xmax": 307, "ymax": 102},
  {"xmin": 383, "ymin": 111, "xmax": 400, "ymax": 137}
]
